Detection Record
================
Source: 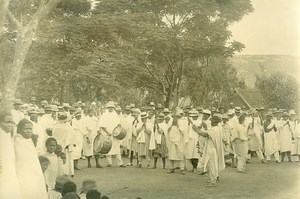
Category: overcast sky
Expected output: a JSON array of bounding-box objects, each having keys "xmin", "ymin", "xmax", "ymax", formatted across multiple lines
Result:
[{"xmin": 230, "ymin": 0, "xmax": 300, "ymax": 56}]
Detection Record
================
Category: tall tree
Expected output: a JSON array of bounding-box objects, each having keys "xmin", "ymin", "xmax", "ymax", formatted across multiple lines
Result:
[{"xmin": 0, "ymin": 0, "xmax": 61, "ymax": 110}]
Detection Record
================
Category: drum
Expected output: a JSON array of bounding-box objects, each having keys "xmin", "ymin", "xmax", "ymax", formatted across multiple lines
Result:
[
  {"xmin": 112, "ymin": 125, "xmax": 127, "ymax": 140},
  {"xmin": 93, "ymin": 134, "xmax": 112, "ymax": 154}
]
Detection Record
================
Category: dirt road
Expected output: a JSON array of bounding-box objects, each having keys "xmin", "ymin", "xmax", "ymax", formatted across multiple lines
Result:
[{"xmin": 73, "ymin": 157, "xmax": 300, "ymax": 199}]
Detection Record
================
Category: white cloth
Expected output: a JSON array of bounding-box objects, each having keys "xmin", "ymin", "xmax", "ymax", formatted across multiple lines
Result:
[
  {"xmin": 0, "ymin": 128, "xmax": 23, "ymax": 199},
  {"xmin": 32, "ymin": 121, "xmax": 46, "ymax": 155},
  {"xmin": 185, "ymin": 119, "xmax": 201, "ymax": 159},
  {"xmin": 14, "ymin": 134, "xmax": 48, "ymax": 199},
  {"xmin": 11, "ymin": 109, "xmax": 24, "ymax": 125},
  {"xmin": 277, "ymin": 120, "xmax": 293, "ymax": 152},
  {"xmin": 43, "ymin": 152, "xmax": 64, "ymax": 190},
  {"xmin": 99, "ymin": 111, "xmax": 121, "ymax": 155},
  {"xmin": 83, "ymin": 115, "xmax": 99, "ymax": 156},
  {"xmin": 264, "ymin": 120, "xmax": 279, "ymax": 156},
  {"xmin": 52, "ymin": 122, "xmax": 74, "ymax": 176},
  {"xmin": 71, "ymin": 118, "xmax": 86, "ymax": 159},
  {"xmin": 202, "ymin": 126, "xmax": 225, "ymax": 174},
  {"xmin": 167, "ymin": 125, "xmax": 184, "ymax": 160}
]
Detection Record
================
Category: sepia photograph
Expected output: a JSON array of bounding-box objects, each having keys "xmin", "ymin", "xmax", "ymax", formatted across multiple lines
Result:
[{"xmin": 0, "ymin": 0, "xmax": 299, "ymax": 199}]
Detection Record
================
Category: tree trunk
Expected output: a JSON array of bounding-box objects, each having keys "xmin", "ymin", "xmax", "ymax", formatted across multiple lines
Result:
[
  {"xmin": 0, "ymin": 0, "xmax": 10, "ymax": 36},
  {"xmin": 1, "ymin": 23, "xmax": 38, "ymax": 110}
]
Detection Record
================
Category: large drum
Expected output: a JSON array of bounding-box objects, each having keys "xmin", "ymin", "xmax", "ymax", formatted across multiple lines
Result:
[
  {"xmin": 93, "ymin": 134, "xmax": 112, "ymax": 154},
  {"xmin": 112, "ymin": 125, "xmax": 127, "ymax": 140}
]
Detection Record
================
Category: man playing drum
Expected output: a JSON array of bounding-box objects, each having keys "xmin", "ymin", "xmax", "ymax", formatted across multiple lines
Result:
[{"xmin": 99, "ymin": 101, "xmax": 126, "ymax": 167}]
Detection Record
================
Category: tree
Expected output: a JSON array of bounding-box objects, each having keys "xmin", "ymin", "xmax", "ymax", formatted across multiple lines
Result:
[
  {"xmin": 255, "ymin": 72, "xmax": 299, "ymax": 110},
  {"xmin": 0, "ymin": 0, "xmax": 61, "ymax": 110},
  {"xmin": 95, "ymin": 0, "xmax": 253, "ymax": 109}
]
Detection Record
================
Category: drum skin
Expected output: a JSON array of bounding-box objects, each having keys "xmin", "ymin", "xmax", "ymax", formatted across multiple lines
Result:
[
  {"xmin": 112, "ymin": 125, "xmax": 127, "ymax": 140},
  {"xmin": 93, "ymin": 134, "xmax": 112, "ymax": 154}
]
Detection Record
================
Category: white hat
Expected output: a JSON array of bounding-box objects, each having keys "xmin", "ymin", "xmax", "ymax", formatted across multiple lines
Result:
[
  {"xmin": 289, "ymin": 110, "xmax": 296, "ymax": 115},
  {"xmin": 106, "ymin": 101, "xmax": 116, "ymax": 108},
  {"xmin": 202, "ymin": 109, "xmax": 211, "ymax": 115},
  {"xmin": 140, "ymin": 112, "xmax": 148, "ymax": 119},
  {"xmin": 228, "ymin": 109, "xmax": 235, "ymax": 115},
  {"xmin": 189, "ymin": 109, "xmax": 199, "ymax": 117}
]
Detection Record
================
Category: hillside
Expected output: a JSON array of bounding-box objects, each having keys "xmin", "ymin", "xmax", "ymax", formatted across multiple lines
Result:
[{"xmin": 230, "ymin": 55, "xmax": 300, "ymax": 87}]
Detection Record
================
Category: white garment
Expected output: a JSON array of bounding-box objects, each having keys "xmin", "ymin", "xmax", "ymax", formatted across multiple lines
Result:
[
  {"xmin": 11, "ymin": 109, "xmax": 24, "ymax": 125},
  {"xmin": 14, "ymin": 134, "xmax": 48, "ymax": 199},
  {"xmin": 71, "ymin": 118, "xmax": 86, "ymax": 159},
  {"xmin": 83, "ymin": 115, "xmax": 99, "ymax": 156},
  {"xmin": 185, "ymin": 119, "xmax": 201, "ymax": 159},
  {"xmin": 99, "ymin": 111, "xmax": 121, "ymax": 155},
  {"xmin": 277, "ymin": 120, "xmax": 293, "ymax": 152},
  {"xmin": 0, "ymin": 128, "xmax": 23, "ymax": 199},
  {"xmin": 52, "ymin": 122, "xmax": 74, "ymax": 176}
]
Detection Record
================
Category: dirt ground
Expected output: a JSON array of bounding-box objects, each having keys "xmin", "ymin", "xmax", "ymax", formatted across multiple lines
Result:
[{"xmin": 73, "ymin": 156, "xmax": 300, "ymax": 199}]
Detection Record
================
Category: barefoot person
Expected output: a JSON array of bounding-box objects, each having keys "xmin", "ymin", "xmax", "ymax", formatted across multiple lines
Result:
[
  {"xmin": 231, "ymin": 114, "xmax": 248, "ymax": 173},
  {"xmin": 166, "ymin": 109, "xmax": 185, "ymax": 175},
  {"xmin": 52, "ymin": 112, "xmax": 75, "ymax": 177},
  {"xmin": 99, "ymin": 101, "xmax": 126, "ymax": 167},
  {"xmin": 198, "ymin": 115, "xmax": 225, "ymax": 187}
]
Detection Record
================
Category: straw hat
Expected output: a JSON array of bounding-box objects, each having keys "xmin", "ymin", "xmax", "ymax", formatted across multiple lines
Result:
[
  {"xmin": 57, "ymin": 112, "xmax": 71, "ymax": 123},
  {"xmin": 189, "ymin": 109, "xmax": 199, "ymax": 117},
  {"xmin": 140, "ymin": 112, "xmax": 148, "ymax": 119},
  {"xmin": 163, "ymin": 108, "xmax": 171, "ymax": 113},
  {"xmin": 106, "ymin": 101, "xmax": 116, "ymax": 108},
  {"xmin": 202, "ymin": 109, "xmax": 211, "ymax": 115}
]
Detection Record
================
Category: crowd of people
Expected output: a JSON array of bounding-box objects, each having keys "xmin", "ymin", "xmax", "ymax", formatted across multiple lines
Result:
[{"xmin": 1, "ymin": 96, "xmax": 300, "ymax": 199}]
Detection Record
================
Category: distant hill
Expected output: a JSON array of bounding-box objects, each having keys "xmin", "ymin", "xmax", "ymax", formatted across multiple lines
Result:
[{"xmin": 230, "ymin": 55, "xmax": 300, "ymax": 87}]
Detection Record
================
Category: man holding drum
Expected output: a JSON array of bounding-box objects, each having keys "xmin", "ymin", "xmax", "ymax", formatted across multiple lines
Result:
[{"xmin": 99, "ymin": 101, "xmax": 126, "ymax": 168}]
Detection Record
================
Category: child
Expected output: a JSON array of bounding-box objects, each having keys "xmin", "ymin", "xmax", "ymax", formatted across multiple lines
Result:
[
  {"xmin": 43, "ymin": 137, "xmax": 64, "ymax": 190},
  {"xmin": 48, "ymin": 175, "xmax": 69, "ymax": 199},
  {"xmin": 78, "ymin": 180, "xmax": 97, "ymax": 199},
  {"xmin": 62, "ymin": 181, "xmax": 77, "ymax": 197},
  {"xmin": 14, "ymin": 118, "xmax": 48, "ymax": 199},
  {"xmin": 86, "ymin": 190, "xmax": 101, "ymax": 199},
  {"xmin": 38, "ymin": 155, "xmax": 51, "ymax": 173}
]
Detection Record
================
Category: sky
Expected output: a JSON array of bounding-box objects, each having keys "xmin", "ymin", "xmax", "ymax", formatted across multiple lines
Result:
[{"xmin": 230, "ymin": 0, "xmax": 300, "ymax": 56}]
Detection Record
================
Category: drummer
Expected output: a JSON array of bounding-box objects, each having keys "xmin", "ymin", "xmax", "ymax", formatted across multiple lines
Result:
[{"xmin": 99, "ymin": 101, "xmax": 126, "ymax": 168}]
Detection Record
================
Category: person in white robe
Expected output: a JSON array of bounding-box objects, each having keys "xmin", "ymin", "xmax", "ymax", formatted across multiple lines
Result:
[
  {"xmin": 121, "ymin": 106, "xmax": 134, "ymax": 157},
  {"xmin": 0, "ymin": 111, "xmax": 23, "ymax": 199},
  {"xmin": 71, "ymin": 110, "xmax": 87, "ymax": 170},
  {"xmin": 39, "ymin": 105, "xmax": 56, "ymax": 144},
  {"xmin": 167, "ymin": 109, "xmax": 186, "ymax": 175},
  {"xmin": 135, "ymin": 112, "xmax": 153, "ymax": 168},
  {"xmin": 84, "ymin": 109, "xmax": 101, "ymax": 168},
  {"xmin": 197, "ymin": 115, "xmax": 225, "ymax": 187},
  {"xmin": 277, "ymin": 112, "xmax": 293, "ymax": 162},
  {"xmin": 221, "ymin": 114, "xmax": 234, "ymax": 165},
  {"xmin": 99, "ymin": 101, "xmax": 126, "ymax": 167},
  {"xmin": 52, "ymin": 112, "xmax": 75, "ymax": 177},
  {"xmin": 185, "ymin": 109, "xmax": 201, "ymax": 173},
  {"xmin": 246, "ymin": 110, "xmax": 268, "ymax": 164},
  {"xmin": 128, "ymin": 108, "xmax": 140, "ymax": 166},
  {"xmin": 14, "ymin": 119, "xmax": 48, "ymax": 199},
  {"xmin": 263, "ymin": 112, "xmax": 280, "ymax": 163},
  {"xmin": 28, "ymin": 109, "xmax": 45, "ymax": 155},
  {"xmin": 153, "ymin": 113, "xmax": 168, "ymax": 169},
  {"xmin": 231, "ymin": 114, "xmax": 249, "ymax": 173},
  {"xmin": 43, "ymin": 137, "xmax": 64, "ymax": 191}
]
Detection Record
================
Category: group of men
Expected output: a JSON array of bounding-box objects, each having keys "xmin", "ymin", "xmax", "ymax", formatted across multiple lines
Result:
[{"xmin": 7, "ymin": 97, "xmax": 300, "ymax": 187}]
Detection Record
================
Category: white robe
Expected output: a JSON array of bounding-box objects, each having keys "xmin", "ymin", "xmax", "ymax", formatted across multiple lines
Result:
[
  {"xmin": 71, "ymin": 118, "xmax": 86, "ymax": 159},
  {"xmin": 277, "ymin": 120, "xmax": 293, "ymax": 152},
  {"xmin": 99, "ymin": 111, "xmax": 121, "ymax": 155},
  {"xmin": 185, "ymin": 119, "xmax": 201, "ymax": 159},
  {"xmin": 0, "ymin": 128, "xmax": 23, "ymax": 199},
  {"xmin": 52, "ymin": 122, "xmax": 74, "ymax": 176},
  {"xmin": 83, "ymin": 115, "xmax": 99, "ymax": 156},
  {"xmin": 14, "ymin": 134, "xmax": 48, "ymax": 199}
]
